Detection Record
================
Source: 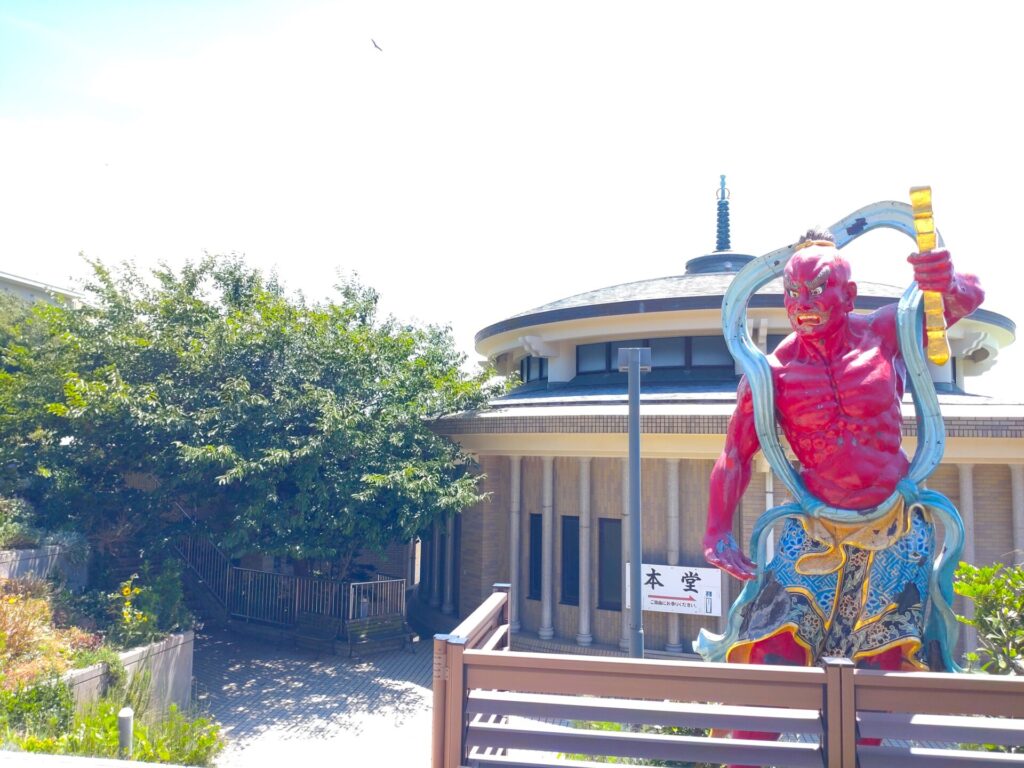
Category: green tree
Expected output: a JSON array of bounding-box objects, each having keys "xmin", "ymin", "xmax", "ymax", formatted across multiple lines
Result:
[
  {"xmin": 0, "ymin": 256, "xmax": 502, "ymax": 577},
  {"xmin": 0, "ymin": 291, "xmax": 32, "ymax": 353}
]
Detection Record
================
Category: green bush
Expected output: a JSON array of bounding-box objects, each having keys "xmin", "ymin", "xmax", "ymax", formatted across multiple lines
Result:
[
  {"xmin": 954, "ymin": 562, "xmax": 1024, "ymax": 675},
  {"xmin": 0, "ymin": 674, "xmax": 74, "ymax": 737},
  {"xmin": 134, "ymin": 560, "xmax": 192, "ymax": 636},
  {"xmin": 954, "ymin": 561, "xmax": 1023, "ymax": 756},
  {"xmin": 99, "ymin": 563, "xmax": 192, "ymax": 650},
  {"xmin": 3, "ymin": 657, "xmax": 223, "ymax": 765},
  {"xmin": 133, "ymin": 705, "xmax": 224, "ymax": 765},
  {"xmin": 51, "ymin": 584, "xmax": 115, "ymax": 633},
  {"xmin": 65, "ymin": 646, "xmax": 128, "ymax": 694},
  {"xmin": 108, "ymin": 574, "xmax": 160, "ymax": 649},
  {"xmin": 9, "ymin": 698, "xmax": 223, "ymax": 766},
  {"xmin": 0, "ymin": 496, "xmax": 41, "ymax": 550}
]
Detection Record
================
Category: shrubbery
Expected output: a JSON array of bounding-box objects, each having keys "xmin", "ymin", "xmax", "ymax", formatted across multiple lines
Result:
[
  {"xmin": 0, "ymin": 578, "xmax": 104, "ymax": 689},
  {"xmin": 1, "ymin": 562, "xmax": 192, "ymax": 691},
  {"xmin": 0, "ymin": 497, "xmax": 41, "ymax": 550},
  {"xmin": 1, "ymin": 665, "xmax": 223, "ymax": 765},
  {"xmin": 955, "ymin": 561, "xmax": 1024, "ymax": 675},
  {"xmin": 954, "ymin": 561, "xmax": 1023, "ymax": 756},
  {"xmin": 0, "ymin": 674, "xmax": 74, "ymax": 737}
]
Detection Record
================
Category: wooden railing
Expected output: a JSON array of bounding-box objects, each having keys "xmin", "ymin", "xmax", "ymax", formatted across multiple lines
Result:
[{"xmin": 433, "ymin": 587, "xmax": 1024, "ymax": 768}]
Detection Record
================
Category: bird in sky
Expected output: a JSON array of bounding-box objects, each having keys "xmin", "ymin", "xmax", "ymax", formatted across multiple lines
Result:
[{"xmin": 372, "ymin": 39, "xmax": 382, "ymax": 52}]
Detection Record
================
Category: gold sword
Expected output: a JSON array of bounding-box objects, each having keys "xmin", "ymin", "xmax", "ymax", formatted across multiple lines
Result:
[{"xmin": 909, "ymin": 185, "xmax": 951, "ymax": 365}]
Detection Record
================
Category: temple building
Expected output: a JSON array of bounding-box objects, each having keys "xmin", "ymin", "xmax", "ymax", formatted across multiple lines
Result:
[{"xmin": 415, "ymin": 181, "xmax": 1022, "ymax": 656}]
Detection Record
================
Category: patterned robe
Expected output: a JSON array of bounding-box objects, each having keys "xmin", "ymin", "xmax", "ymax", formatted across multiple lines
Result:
[{"xmin": 725, "ymin": 501, "xmax": 935, "ymax": 669}]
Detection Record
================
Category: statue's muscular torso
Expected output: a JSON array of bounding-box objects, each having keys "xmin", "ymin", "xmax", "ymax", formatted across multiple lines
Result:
[
  {"xmin": 704, "ymin": 246, "xmax": 983, "ymax": 582},
  {"xmin": 772, "ymin": 310, "xmax": 908, "ymax": 510}
]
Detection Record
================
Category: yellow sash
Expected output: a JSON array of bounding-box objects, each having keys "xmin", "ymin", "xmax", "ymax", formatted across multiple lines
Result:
[{"xmin": 795, "ymin": 498, "xmax": 912, "ymax": 576}]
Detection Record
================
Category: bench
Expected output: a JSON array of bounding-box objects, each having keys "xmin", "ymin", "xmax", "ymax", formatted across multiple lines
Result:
[
  {"xmin": 294, "ymin": 611, "xmax": 342, "ymax": 655},
  {"xmin": 345, "ymin": 614, "xmax": 416, "ymax": 657}
]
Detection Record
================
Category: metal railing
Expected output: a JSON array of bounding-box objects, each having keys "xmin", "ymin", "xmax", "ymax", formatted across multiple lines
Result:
[
  {"xmin": 296, "ymin": 573, "xmax": 347, "ymax": 618},
  {"xmin": 348, "ymin": 576, "xmax": 406, "ymax": 620},
  {"xmin": 173, "ymin": 515, "xmax": 406, "ymax": 629},
  {"xmin": 227, "ymin": 567, "xmax": 297, "ymax": 626},
  {"xmin": 176, "ymin": 532, "xmax": 230, "ymax": 607}
]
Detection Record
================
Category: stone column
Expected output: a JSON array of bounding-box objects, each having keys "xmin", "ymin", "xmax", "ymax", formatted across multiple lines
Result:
[
  {"xmin": 1011, "ymin": 464, "xmax": 1024, "ymax": 566},
  {"xmin": 442, "ymin": 512, "xmax": 456, "ymax": 614},
  {"xmin": 959, "ymin": 464, "xmax": 976, "ymax": 565},
  {"xmin": 509, "ymin": 456, "xmax": 522, "ymax": 632},
  {"xmin": 576, "ymin": 457, "xmax": 593, "ymax": 646},
  {"xmin": 620, "ymin": 458, "xmax": 630, "ymax": 651},
  {"xmin": 958, "ymin": 463, "xmax": 977, "ymax": 655},
  {"xmin": 407, "ymin": 538, "xmax": 416, "ymax": 587},
  {"xmin": 539, "ymin": 456, "xmax": 555, "ymax": 640},
  {"xmin": 416, "ymin": 536, "xmax": 428, "ymax": 602},
  {"xmin": 665, "ymin": 459, "xmax": 682, "ymax": 652},
  {"xmin": 429, "ymin": 519, "xmax": 442, "ymax": 608}
]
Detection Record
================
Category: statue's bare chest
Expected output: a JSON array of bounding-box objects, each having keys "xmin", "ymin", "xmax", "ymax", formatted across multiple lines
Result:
[{"xmin": 774, "ymin": 344, "xmax": 901, "ymax": 429}]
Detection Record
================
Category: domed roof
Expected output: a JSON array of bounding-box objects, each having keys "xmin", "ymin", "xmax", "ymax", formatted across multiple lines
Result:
[
  {"xmin": 474, "ymin": 178, "xmax": 1015, "ymax": 376},
  {"xmin": 475, "ymin": 263, "xmax": 923, "ymax": 345}
]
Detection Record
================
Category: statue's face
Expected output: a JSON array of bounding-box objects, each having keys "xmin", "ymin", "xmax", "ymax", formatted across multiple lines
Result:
[{"xmin": 783, "ymin": 248, "xmax": 856, "ymax": 339}]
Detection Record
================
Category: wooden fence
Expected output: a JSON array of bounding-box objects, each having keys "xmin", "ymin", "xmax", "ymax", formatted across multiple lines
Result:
[{"xmin": 433, "ymin": 586, "xmax": 1024, "ymax": 768}]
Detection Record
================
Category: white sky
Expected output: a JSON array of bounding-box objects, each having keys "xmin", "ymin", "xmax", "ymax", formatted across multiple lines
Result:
[{"xmin": 2, "ymin": 1, "xmax": 1023, "ymax": 397}]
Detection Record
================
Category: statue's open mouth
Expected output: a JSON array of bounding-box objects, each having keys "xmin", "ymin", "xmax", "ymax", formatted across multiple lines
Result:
[{"xmin": 795, "ymin": 312, "xmax": 824, "ymax": 326}]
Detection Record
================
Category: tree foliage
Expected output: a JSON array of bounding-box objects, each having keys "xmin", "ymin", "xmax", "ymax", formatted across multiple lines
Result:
[{"xmin": 0, "ymin": 256, "xmax": 501, "ymax": 576}]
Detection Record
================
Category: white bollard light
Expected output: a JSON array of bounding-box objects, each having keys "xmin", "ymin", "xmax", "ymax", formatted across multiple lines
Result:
[{"xmin": 118, "ymin": 706, "xmax": 134, "ymax": 759}]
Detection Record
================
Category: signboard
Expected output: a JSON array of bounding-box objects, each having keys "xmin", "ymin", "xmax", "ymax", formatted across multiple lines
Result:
[{"xmin": 625, "ymin": 563, "xmax": 722, "ymax": 617}]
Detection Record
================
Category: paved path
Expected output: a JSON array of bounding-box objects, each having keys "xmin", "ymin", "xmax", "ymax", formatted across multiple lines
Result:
[{"xmin": 192, "ymin": 630, "xmax": 433, "ymax": 767}]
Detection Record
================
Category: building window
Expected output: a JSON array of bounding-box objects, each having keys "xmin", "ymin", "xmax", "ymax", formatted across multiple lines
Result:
[
  {"xmin": 691, "ymin": 335, "xmax": 732, "ymax": 367},
  {"xmin": 528, "ymin": 513, "xmax": 542, "ymax": 600},
  {"xmin": 520, "ymin": 355, "xmax": 548, "ymax": 383},
  {"xmin": 577, "ymin": 342, "xmax": 608, "ymax": 373},
  {"xmin": 767, "ymin": 333, "xmax": 788, "ymax": 353},
  {"xmin": 560, "ymin": 516, "xmax": 579, "ymax": 606},
  {"xmin": 575, "ymin": 336, "xmax": 739, "ymax": 375},
  {"xmin": 649, "ymin": 336, "xmax": 685, "ymax": 367},
  {"xmin": 598, "ymin": 518, "xmax": 621, "ymax": 611}
]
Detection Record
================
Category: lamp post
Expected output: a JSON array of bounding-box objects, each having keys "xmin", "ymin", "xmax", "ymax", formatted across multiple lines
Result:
[{"xmin": 618, "ymin": 347, "xmax": 651, "ymax": 658}]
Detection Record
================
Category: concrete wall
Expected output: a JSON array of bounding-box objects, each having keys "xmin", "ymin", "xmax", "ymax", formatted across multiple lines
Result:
[
  {"xmin": 0, "ymin": 545, "xmax": 87, "ymax": 591},
  {"xmin": 64, "ymin": 631, "xmax": 194, "ymax": 713}
]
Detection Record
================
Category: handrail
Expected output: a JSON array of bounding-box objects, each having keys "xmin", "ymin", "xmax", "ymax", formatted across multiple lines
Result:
[{"xmin": 435, "ymin": 591, "xmax": 1024, "ymax": 768}]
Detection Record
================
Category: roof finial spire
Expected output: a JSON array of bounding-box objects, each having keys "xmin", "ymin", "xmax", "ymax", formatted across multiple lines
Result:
[{"xmin": 716, "ymin": 175, "xmax": 731, "ymax": 252}]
